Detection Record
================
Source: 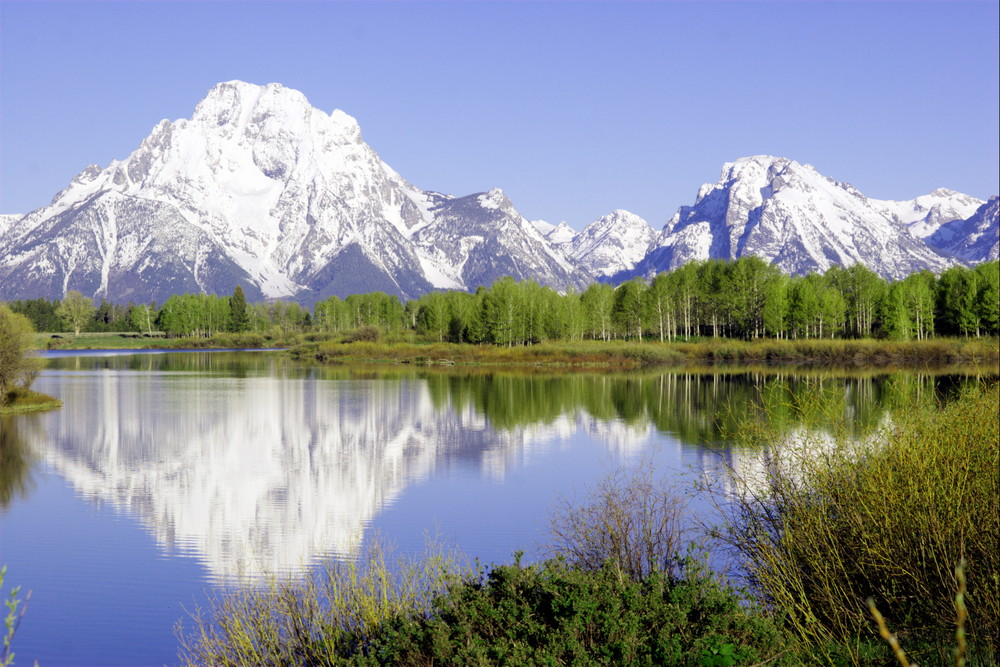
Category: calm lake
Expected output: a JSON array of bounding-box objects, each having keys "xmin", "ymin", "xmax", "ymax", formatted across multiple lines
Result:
[{"xmin": 0, "ymin": 350, "xmax": 990, "ymax": 666}]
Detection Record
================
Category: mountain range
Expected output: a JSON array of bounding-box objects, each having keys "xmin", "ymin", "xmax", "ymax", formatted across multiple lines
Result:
[{"xmin": 0, "ymin": 81, "xmax": 995, "ymax": 305}]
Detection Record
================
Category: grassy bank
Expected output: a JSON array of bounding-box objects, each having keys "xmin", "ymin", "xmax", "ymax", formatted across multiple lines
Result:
[
  {"xmin": 302, "ymin": 337, "xmax": 999, "ymax": 368},
  {"xmin": 33, "ymin": 331, "xmax": 288, "ymax": 351},
  {"xmin": 0, "ymin": 388, "xmax": 62, "ymax": 414}
]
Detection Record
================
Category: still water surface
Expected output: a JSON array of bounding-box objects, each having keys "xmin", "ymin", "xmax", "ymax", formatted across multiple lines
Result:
[{"xmin": 0, "ymin": 351, "xmax": 988, "ymax": 665}]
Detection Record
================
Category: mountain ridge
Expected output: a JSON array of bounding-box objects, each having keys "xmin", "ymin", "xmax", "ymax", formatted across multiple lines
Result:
[{"xmin": 1, "ymin": 82, "xmax": 996, "ymax": 305}]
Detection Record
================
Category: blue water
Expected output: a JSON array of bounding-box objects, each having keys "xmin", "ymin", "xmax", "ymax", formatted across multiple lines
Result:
[{"xmin": 1, "ymin": 352, "xmax": 980, "ymax": 665}]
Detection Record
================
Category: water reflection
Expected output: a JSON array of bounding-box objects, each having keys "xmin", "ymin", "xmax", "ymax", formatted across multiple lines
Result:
[
  {"xmin": 0, "ymin": 416, "xmax": 41, "ymax": 508},
  {"xmin": 10, "ymin": 354, "xmax": 994, "ymax": 582}
]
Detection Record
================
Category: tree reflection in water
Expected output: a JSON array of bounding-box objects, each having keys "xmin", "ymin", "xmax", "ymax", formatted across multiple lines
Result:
[{"xmin": 0, "ymin": 416, "xmax": 38, "ymax": 508}]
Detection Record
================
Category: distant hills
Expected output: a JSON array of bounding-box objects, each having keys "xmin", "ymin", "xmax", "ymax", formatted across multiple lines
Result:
[{"xmin": 1, "ymin": 81, "xmax": 995, "ymax": 305}]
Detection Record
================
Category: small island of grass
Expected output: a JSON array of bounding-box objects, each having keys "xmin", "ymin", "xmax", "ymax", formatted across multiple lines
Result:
[{"xmin": 0, "ymin": 388, "xmax": 62, "ymax": 415}]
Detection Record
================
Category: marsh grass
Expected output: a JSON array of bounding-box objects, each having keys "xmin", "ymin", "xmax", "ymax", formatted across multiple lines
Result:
[
  {"xmin": 715, "ymin": 382, "xmax": 999, "ymax": 664},
  {"xmin": 308, "ymin": 338, "xmax": 999, "ymax": 369},
  {"xmin": 178, "ymin": 535, "xmax": 472, "ymax": 666}
]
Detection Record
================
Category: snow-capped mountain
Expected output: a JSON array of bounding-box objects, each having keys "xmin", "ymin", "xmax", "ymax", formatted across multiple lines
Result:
[
  {"xmin": 532, "ymin": 220, "xmax": 577, "ymax": 248},
  {"xmin": 0, "ymin": 214, "xmax": 21, "ymax": 239},
  {"xmin": 529, "ymin": 211, "xmax": 658, "ymax": 280},
  {"xmin": 630, "ymin": 156, "xmax": 959, "ymax": 281},
  {"xmin": 1, "ymin": 80, "xmax": 995, "ymax": 306},
  {"xmin": 0, "ymin": 81, "xmax": 588, "ymax": 304},
  {"xmin": 926, "ymin": 196, "xmax": 999, "ymax": 263},
  {"xmin": 412, "ymin": 189, "xmax": 589, "ymax": 292},
  {"xmin": 875, "ymin": 188, "xmax": 984, "ymax": 239},
  {"xmin": 568, "ymin": 210, "xmax": 657, "ymax": 280}
]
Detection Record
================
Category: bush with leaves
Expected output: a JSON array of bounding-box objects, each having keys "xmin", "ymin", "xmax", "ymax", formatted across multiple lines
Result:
[
  {"xmin": 376, "ymin": 553, "xmax": 795, "ymax": 666},
  {"xmin": 715, "ymin": 382, "xmax": 999, "ymax": 664},
  {"xmin": 0, "ymin": 305, "xmax": 42, "ymax": 405}
]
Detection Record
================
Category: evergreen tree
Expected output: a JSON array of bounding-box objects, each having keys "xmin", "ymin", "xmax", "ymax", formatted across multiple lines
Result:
[{"xmin": 229, "ymin": 285, "xmax": 250, "ymax": 333}]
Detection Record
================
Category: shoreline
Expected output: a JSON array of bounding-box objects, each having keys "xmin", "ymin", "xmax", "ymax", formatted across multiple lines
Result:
[
  {"xmin": 300, "ymin": 337, "xmax": 1000, "ymax": 369},
  {"xmin": 29, "ymin": 333, "xmax": 1000, "ymax": 369},
  {"xmin": 0, "ymin": 389, "xmax": 63, "ymax": 415}
]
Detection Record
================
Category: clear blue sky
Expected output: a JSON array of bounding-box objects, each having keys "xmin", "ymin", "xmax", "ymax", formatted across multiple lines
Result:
[{"xmin": 2, "ymin": 1, "xmax": 997, "ymax": 230}]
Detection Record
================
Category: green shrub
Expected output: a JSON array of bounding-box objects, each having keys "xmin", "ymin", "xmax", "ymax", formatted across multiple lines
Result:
[
  {"xmin": 376, "ymin": 554, "xmax": 795, "ymax": 666},
  {"xmin": 717, "ymin": 382, "xmax": 1000, "ymax": 664},
  {"xmin": 343, "ymin": 326, "xmax": 381, "ymax": 343}
]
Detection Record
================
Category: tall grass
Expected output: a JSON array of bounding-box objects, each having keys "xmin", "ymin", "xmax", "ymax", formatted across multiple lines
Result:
[
  {"xmin": 178, "ymin": 535, "xmax": 471, "ymax": 666},
  {"xmin": 307, "ymin": 337, "xmax": 1000, "ymax": 368},
  {"xmin": 716, "ymin": 382, "xmax": 999, "ymax": 664}
]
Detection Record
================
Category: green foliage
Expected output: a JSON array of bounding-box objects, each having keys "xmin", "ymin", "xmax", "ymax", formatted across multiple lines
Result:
[
  {"xmin": 178, "ymin": 535, "xmax": 472, "ymax": 666},
  {"xmin": 379, "ymin": 556, "xmax": 794, "ymax": 667},
  {"xmin": 0, "ymin": 305, "xmax": 42, "ymax": 403},
  {"xmin": 17, "ymin": 257, "xmax": 1000, "ymax": 349},
  {"xmin": 5, "ymin": 298, "xmax": 62, "ymax": 332},
  {"xmin": 55, "ymin": 290, "xmax": 96, "ymax": 335},
  {"xmin": 716, "ymin": 382, "xmax": 1000, "ymax": 664},
  {"xmin": 1, "ymin": 566, "xmax": 29, "ymax": 667},
  {"xmin": 229, "ymin": 285, "xmax": 250, "ymax": 333}
]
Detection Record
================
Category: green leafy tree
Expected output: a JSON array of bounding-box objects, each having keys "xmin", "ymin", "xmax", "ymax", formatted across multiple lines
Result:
[
  {"xmin": 481, "ymin": 277, "xmax": 522, "ymax": 346},
  {"xmin": 612, "ymin": 278, "xmax": 646, "ymax": 341},
  {"xmin": 6, "ymin": 298, "xmax": 62, "ymax": 332},
  {"xmin": 937, "ymin": 266, "xmax": 980, "ymax": 336},
  {"xmin": 416, "ymin": 292, "xmax": 450, "ymax": 342},
  {"xmin": 229, "ymin": 286, "xmax": 250, "ymax": 333},
  {"xmin": 0, "ymin": 305, "xmax": 41, "ymax": 402},
  {"xmin": 55, "ymin": 290, "xmax": 96, "ymax": 336},
  {"xmin": 645, "ymin": 273, "xmax": 675, "ymax": 342},
  {"xmin": 973, "ymin": 260, "xmax": 999, "ymax": 336},
  {"xmin": 900, "ymin": 271, "xmax": 936, "ymax": 340},
  {"xmin": 130, "ymin": 303, "xmax": 157, "ymax": 335},
  {"xmin": 877, "ymin": 282, "xmax": 912, "ymax": 340},
  {"xmin": 580, "ymin": 283, "xmax": 615, "ymax": 341}
]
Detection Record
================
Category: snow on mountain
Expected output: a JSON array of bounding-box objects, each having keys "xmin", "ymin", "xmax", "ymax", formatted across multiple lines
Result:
[
  {"xmin": 568, "ymin": 210, "xmax": 656, "ymax": 280},
  {"xmin": 926, "ymin": 196, "xmax": 999, "ymax": 263},
  {"xmin": 874, "ymin": 188, "xmax": 984, "ymax": 239},
  {"xmin": 631, "ymin": 156, "xmax": 955, "ymax": 281},
  {"xmin": 546, "ymin": 222, "xmax": 577, "ymax": 246},
  {"xmin": 0, "ymin": 81, "xmax": 585, "ymax": 304},
  {"xmin": 412, "ymin": 188, "xmax": 591, "ymax": 292},
  {"xmin": 530, "ymin": 219, "xmax": 556, "ymax": 235},
  {"xmin": 0, "ymin": 214, "xmax": 22, "ymax": 239},
  {"xmin": 1, "ymin": 82, "xmax": 994, "ymax": 306}
]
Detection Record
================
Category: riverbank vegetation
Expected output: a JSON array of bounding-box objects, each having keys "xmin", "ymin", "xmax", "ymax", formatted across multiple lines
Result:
[
  {"xmin": 0, "ymin": 305, "xmax": 58, "ymax": 414},
  {"xmin": 178, "ymin": 381, "xmax": 999, "ymax": 665},
  {"xmin": 5, "ymin": 259, "xmax": 998, "ymax": 350},
  {"xmin": 713, "ymin": 381, "xmax": 999, "ymax": 664},
  {"xmin": 303, "ymin": 336, "xmax": 999, "ymax": 368}
]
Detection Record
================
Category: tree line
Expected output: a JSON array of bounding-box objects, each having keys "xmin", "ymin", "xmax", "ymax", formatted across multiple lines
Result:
[{"xmin": 4, "ymin": 258, "xmax": 998, "ymax": 342}]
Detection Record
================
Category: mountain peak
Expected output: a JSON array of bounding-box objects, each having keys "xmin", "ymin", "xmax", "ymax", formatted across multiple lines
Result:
[
  {"xmin": 646, "ymin": 155, "xmax": 956, "ymax": 280},
  {"xmin": 477, "ymin": 188, "xmax": 509, "ymax": 210},
  {"xmin": 568, "ymin": 209, "xmax": 655, "ymax": 279},
  {"xmin": 191, "ymin": 80, "xmax": 361, "ymax": 141}
]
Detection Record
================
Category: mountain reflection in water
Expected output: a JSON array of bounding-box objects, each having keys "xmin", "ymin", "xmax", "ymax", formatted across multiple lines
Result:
[{"xmin": 12, "ymin": 353, "xmax": 990, "ymax": 582}]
